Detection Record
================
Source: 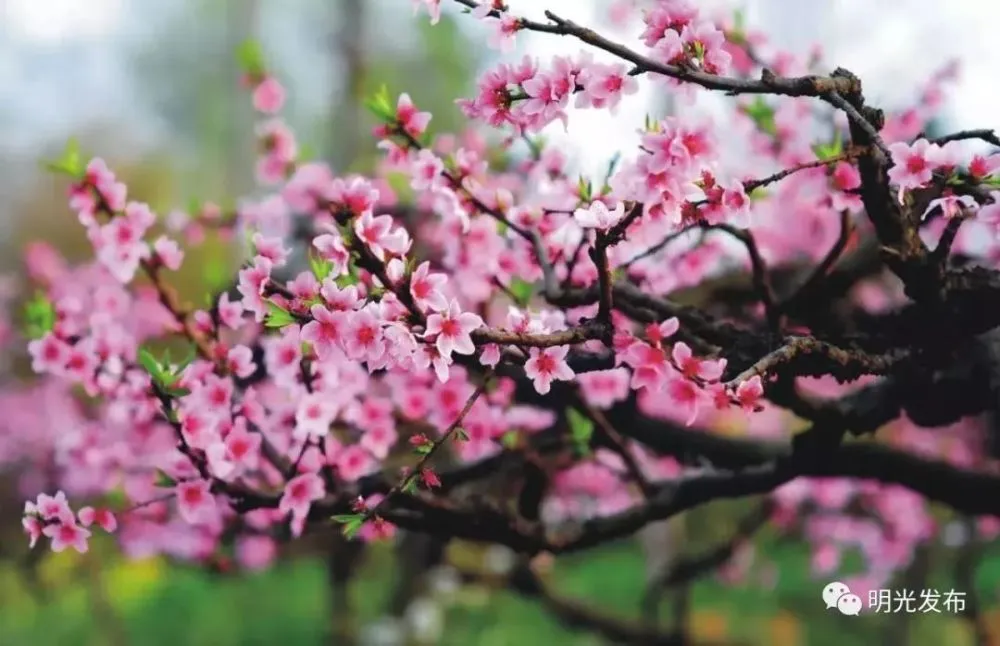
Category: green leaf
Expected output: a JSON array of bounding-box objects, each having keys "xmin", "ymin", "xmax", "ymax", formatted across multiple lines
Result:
[
  {"xmin": 364, "ymin": 83, "xmax": 394, "ymax": 121},
  {"xmin": 566, "ymin": 407, "xmax": 594, "ymax": 456},
  {"xmin": 402, "ymin": 479, "xmax": 419, "ymax": 495},
  {"xmin": 577, "ymin": 175, "xmax": 593, "ymax": 202},
  {"xmin": 138, "ymin": 347, "xmax": 164, "ymax": 380},
  {"xmin": 335, "ymin": 264, "xmax": 360, "ymax": 288},
  {"xmin": 331, "ymin": 513, "xmax": 366, "ymax": 539},
  {"xmin": 728, "ymin": 9, "xmax": 747, "ymax": 44},
  {"xmin": 740, "ymin": 97, "xmax": 776, "ymax": 137},
  {"xmin": 308, "ymin": 251, "xmax": 333, "ymax": 282},
  {"xmin": 453, "ymin": 427, "xmax": 469, "ymax": 442},
  {"xmin": 298, "ymin": 143, "xmax": 316, "ymax": 162},
  {"xmin": 508, "ymin": 277, "xmax": 535, "ymax": 307},
  {"xmin": 502, "ymin": 430, "xmax": 520, "ymax": 449},
  {"xmin": 22, "ymin": 291, "xmax": 56, "ymax": 340},
  {"xmin": 733, "ymin": 8, "xmax": 746, "ymax": 31},
  {"xmin": 811, "ymin": 136, "xmax": 843, "ymax": 161},
  {"xmin": 331, "ymin": 513, "xmax": 363, "ymax": 524},
  {"xmin": 414, "ymin": 443, "xmax": 432, "ymax": 455},
  {"xmin": 264, "ymin": 300, "xmax": 296, "ymax": 328},
  {"xmin": 41, "ymin": 137, "xmax": 84, "ymax": 178},
  {"xmin": 154, "ymin": 469, "xmax": 177, "ymax": 488},
  {"xmin": 138, "ymin": 347, "xmax": 184, "ymax": 388},
  {"xmin": 342, "ymin": 518, "xmax": 364, "ymax": 539},
  {"xmin": 235, "ymin": 39, "xmax": 266, "ymax": 76}
]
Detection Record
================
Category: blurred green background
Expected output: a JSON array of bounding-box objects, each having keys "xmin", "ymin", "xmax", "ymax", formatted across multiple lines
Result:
[
  {"xmin": 2, "ymin": 1, "xmax": 1000, "ymax": 645},
  {"xmin": 3, "ymin": 508, "xmax": 1000, "ymax": 645}
]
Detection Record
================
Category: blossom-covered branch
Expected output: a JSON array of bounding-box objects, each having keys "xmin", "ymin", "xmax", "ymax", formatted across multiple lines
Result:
[{"xmin": 10, "ymin": 1, "xmax": 1000, "ymax": 612}]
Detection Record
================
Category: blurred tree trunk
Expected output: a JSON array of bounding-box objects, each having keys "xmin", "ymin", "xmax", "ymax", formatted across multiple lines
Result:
[
  {"xmin": 223, "ymin": 0, "xmax": 259, "ymax": 200},
  {"xmin": 327, "ymin": 531, "xmax": 364, "ymax": 646},
  {"xmin": 328, "ymin": 0, "xmax": 367, "ymax": 171}
]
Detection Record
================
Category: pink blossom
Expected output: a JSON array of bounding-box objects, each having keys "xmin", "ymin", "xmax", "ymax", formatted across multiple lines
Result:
[
  {"xmin": 410, "ymin": 261, "xmax": 449, "ymax": 312},
  {"xmin": 978, "ymin": 192, "xmax": 1000, "ymax": 231},
  {"xmin": 43, "ymin": 522, "xmax": 92, "ymax": 553},
  {"xmin": 672, "ymin": 342, "xmax": 725, "ymax": 381},
  {"xmin": 479, "ymin": 343, "xmax": 501, "ymax": 367},
  {"xmin": 354, "ymin": 211, "xmax": 411, "ymax": 261},
  {"xmin": 227, "ymin": 345, "xmax": 257, "ymax": 379},
  {"xmin": 887, "ymin": 139, "xmax": 942, "ymax": 200},
  {"xmin": 734, "ymin": 376, "xmax": 764, "ymax": 411},
  {"xmin": 335, "ymin": 444, "xmax": 377, "ymax": 482},
  {"xmin": 922, "ymin": 193, "xmax": 976, "ymax": 220},
  {"xmin": 646, "ymin": 317, "xmax": 679, "ymax": 346},
  {"xmin": 175, "ymin": 480, "xmax": 217, "ymax": 525},
  {"xmin": 396, "ymin": 92, "xmax": 433, "ymax": 137},
  {"xmin": 425, "ymin": 299, "xmax": 484, "ymax": 358},
  {"xmin": 969, "ymin": 153, "xmax": 1000, "ymax": 180},
  {"xmin": 78, "ymin": 507, "xmax": 118, "ymax": 533},
  {"xmin": 279, "ymin": 472, "xmax": 325, "ymax": 535},
  {"xmin": 34, "ymin": 491, "xmax": 75, "ymax": 524},
  {"xmin": 218, "ymin": 292, "xmax": 245, "ymax": 329},
  {"xmin": 224, "ymin": 419, "xmax": 262, "ymax": 472},
  {"xmin": 574, "ymin": 201, "xmax": 626, "ymax": 230},
  {"xmin": 236, "ymin": 535, "xmax": 277, "ymax": 571},
  {"xmin": 577, "ymin": 62, "xmax": 638, "ymax": 112},
  {"xmin": 577, "ymin": 368, "xmax": 630, "ymax": 408},
  {"xmin": 27, "ymin": 334, "xmax": 71, "ymax": 375},
  {"xmin": 640, "ymin": 1, "xmax": 697, "ymax": 47},
  {"xmin": 344, "ymin": 309, "xmax": 386, "ymax": 363},
  {"xmin": 295, "ymin": 391, "xmax": 340, "ymax": 439},
  {"xmin": 524, "ymin": 345, "xmax": 575, "ymax": 394},
  {"xmin": 313, "ymin": 233, "xmax": 350, "ymax": 276},
  {"xmin": 486, "ymin": 14, "xmax": 521, "ymax": 53},
  {"xmin": 252, "ymin": 233, "xmax": 291, "ymax": 267},
  {"xmin": 410, "ymin": 149, "xmax": 446, "ymax": 192},
  {"xmin": 152, "ymin": 236, "xmax": 184, "ymax": 270},
  {"xmin": 471, "ymin": 0, "xmax": 502, "ymax": 19},
  {"xmin": 253, "ymin": 76, "xmax": 286, "ymax": 114},
  {"xmin": 664, "ymin": 376, "xmax": 701, "ymax": 426},
  {"xmin": 623, "ymin": 341, "xmax": 670, "ymax": 392},
  {"xmin": 301, "ymin": 305, "xmax": 348, "ymax": 359},
  {"xmin": 23, "ymin": 515, "xmax": 42, "ymax": 548}
]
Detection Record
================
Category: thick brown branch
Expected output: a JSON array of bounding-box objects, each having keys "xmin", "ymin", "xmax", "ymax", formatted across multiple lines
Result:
[
  {"xmin": 930, "ymin": 128, "xmax": 1000, "ymax": 148},
  {"xmin": 726, "ymin": 335, "xmax": 904, "ymax": 386}
]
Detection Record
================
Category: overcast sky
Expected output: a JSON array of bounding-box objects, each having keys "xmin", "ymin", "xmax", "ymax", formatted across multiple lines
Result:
[{"xmin": 0, "ymin": 0, "xmax": 996, "ymax": 178}]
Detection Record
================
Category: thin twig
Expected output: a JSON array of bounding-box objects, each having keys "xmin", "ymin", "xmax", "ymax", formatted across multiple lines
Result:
[
  {"xmin": 579, "ymin": 399, "xmax": 655, "ymax": 497},
  {"xmin": 363, "ymin": 374, "xmax": 492, "ymax": 523},
  {"xmin": 780, "ymin": 210, "xmax": 854, "ymax": 311}
]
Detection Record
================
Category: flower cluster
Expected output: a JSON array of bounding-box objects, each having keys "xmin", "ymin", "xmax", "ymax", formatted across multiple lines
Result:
[
  {"xmin": 9, "ymin": 0, "xmax": 1000, "ymax": 595},
  {"xmin": 23, "ymin": 492, "xmax": 116, "ymax": 554}
]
